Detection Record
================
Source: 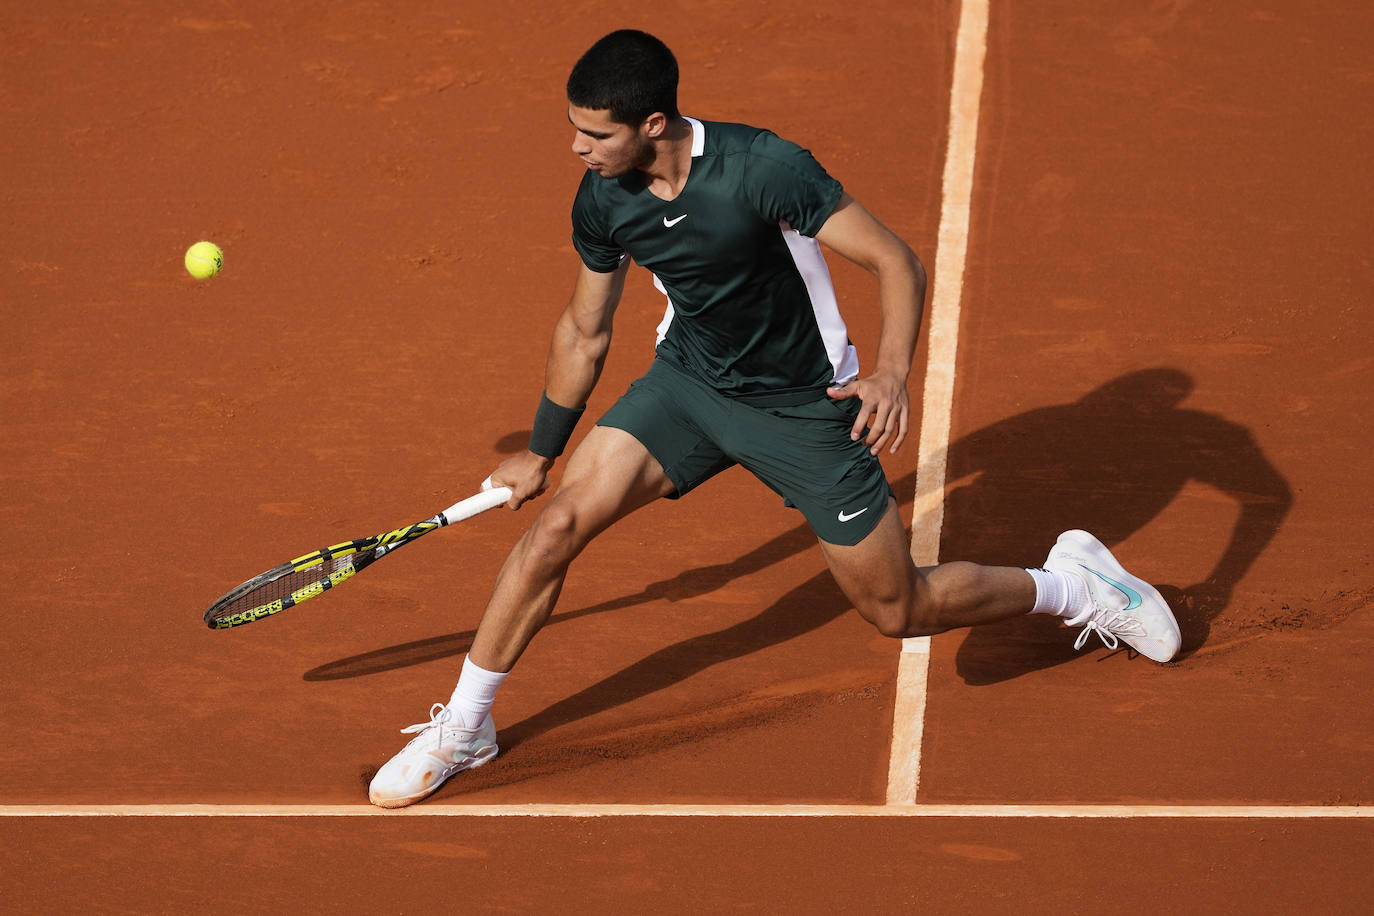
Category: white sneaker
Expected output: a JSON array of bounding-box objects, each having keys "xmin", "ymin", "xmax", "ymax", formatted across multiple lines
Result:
[
  {"xmin": 1043, "ymin": 530, "xmax": 1181, "ymax": 663},
  {"xmin": 369, "ymin": 704, "xmax": 498, "ymax": 808}
]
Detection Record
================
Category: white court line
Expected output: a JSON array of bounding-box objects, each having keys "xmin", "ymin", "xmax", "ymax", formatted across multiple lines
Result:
[
  {"xmin": 2, "ymin": 804, "xmax": 1367, "ymax": 819},
  {"xmin": 887, "ymin": 0, "xmax": 990, "ymax": 805}
]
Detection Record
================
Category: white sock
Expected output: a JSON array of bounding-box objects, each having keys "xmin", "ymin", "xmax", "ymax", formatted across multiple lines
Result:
[
  {"xmin": 447, "ymin": 655, "xmax": 508, "ymax": 728},
  {"xmin": 1026, "ymin": 567, "xmax": 1090, "ymax": 622}
]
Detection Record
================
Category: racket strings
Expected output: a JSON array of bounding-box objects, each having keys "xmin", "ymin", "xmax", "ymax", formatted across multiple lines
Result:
[{"xmin": 206, "ymin": 549, "xmax": 367, "ymax": 625}]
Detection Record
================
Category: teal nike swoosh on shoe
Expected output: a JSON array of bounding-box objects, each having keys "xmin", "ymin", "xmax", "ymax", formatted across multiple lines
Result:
[
  {"xmin": 1082, "ymin": 567, "xmax": 1143, "ymax": 611},
  {"xmin": 1043, "ymin": 529, "xmax": 1181, "ymax": 663}
]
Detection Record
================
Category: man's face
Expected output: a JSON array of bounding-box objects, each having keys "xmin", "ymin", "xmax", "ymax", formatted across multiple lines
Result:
[{"xmin": 569, "ymin": 104, "xmax": 653, "ymax": 179}]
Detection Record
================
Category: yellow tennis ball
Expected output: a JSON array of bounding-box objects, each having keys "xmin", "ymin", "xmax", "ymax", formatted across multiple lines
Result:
[{"xmin": 185, "ymin": 241, "xmax": 224, "ymax": 279}]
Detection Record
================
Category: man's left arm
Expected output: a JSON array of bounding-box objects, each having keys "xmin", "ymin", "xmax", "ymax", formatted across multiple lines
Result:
[{"xmin": 814, "ymin": 192, "xmax": 928, "ymax": 455}]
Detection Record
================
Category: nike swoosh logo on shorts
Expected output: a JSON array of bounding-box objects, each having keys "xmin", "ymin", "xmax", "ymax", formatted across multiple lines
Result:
[
  {"xmin": 838, "ymin": 507, "xmax": 868, "ymax": 522},
  {"xmin": 663, "ymin": 214, "xmax": 687, "ymax": 228},
  {"xmin": 1082, "ymin": 566, "xmax": 1143, "ymax": 610}
]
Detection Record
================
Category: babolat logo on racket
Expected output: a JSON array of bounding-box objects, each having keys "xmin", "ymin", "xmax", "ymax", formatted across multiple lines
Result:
[{"xmin": 212, "ymin": 600, "xmax": 286, "ymax": 629}]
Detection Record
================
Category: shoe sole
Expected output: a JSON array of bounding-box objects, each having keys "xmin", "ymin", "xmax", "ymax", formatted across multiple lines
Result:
[
  {"xmin": 1056, "ymin": 529, "xmax": 1180, "ymax": 663},
  {"xmin": 369, "ymin": 744, "xmax": 499, "ymax": 809}
]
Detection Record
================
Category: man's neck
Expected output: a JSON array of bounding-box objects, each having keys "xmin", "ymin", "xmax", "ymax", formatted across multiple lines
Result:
[{"xmin": 639, "ymin": 116, "xmax": 693, "ymax": 201}]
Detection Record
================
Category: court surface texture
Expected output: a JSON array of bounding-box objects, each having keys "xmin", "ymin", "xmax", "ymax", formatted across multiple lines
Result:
[{"xmin": 2, "ymin": 1, "xmax": 1370, "ymax": 912}]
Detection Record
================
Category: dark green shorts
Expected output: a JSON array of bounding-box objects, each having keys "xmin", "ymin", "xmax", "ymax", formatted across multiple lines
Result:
[{"xmin": 597, "ymin": 358, "xmax": 893, "ymax": 546}]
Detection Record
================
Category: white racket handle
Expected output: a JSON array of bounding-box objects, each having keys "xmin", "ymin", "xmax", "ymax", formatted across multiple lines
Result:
[{"xmin": 441, "ymin": 477, "xmax": 512, "ymax": 524}]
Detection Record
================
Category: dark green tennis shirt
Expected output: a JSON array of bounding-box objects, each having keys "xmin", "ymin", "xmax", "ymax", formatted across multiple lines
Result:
[{"xmin": 570, "ymin": 119, "xmax": 857, "ymax": 404}]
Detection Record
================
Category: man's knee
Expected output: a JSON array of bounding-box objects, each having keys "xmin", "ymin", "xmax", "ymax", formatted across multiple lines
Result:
[
  {"xmin": 866, "ymin": 601, "xmax": 913, "ymax": 638},
  {"xmin": 524, "ymin": 498, "xmax": 587, "ymax": 569},
  {"xmin": 848, "ymin": 575, "xmax": 933, "ymax": 637},
  {"xmin": 859, "ymin": 593, "xmax": 942, "ymax": 639}
]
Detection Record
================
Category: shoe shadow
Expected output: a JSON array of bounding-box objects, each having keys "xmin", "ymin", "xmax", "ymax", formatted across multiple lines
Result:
[{"xmin": 945, "ymin": 368, "xmax": 1291, "ymax": 684}]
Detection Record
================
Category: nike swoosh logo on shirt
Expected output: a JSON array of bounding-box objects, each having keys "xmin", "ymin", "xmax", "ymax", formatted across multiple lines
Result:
[
  {"xmin": 1082, "ymin": 566, "xmax": 1143, "ymax": 610},
  {"xmin": 663, "ymin": 215, "xmax": 687, "ymax": 228},
  {"xmin": 837, "ymin": 507, "xmax": 868, "ymax": 522}
]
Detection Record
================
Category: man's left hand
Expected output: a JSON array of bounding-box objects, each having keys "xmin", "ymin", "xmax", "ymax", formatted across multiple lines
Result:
[{"xmin": 827, "ymin": 372, "xmax": 910, "ymax": 455}]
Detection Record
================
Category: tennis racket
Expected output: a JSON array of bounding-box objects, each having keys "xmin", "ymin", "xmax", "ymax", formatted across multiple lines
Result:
[{"xmin": 204, "ymin": 478, "xmax": 512, "ymax": 630}]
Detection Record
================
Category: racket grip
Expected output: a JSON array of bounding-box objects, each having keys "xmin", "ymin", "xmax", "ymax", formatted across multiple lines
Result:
[{"xmin": 442, "ymin": 482, "xmax": 513, "ymax": 524}]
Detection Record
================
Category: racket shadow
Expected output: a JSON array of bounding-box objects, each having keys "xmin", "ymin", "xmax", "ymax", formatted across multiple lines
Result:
[
  {"xmin": 304, "ymin": 605, "xmax": 602, "ymax": 682},
  {"xmin": 304, "ymin": 471, "xmax": 917, "ymax": 682}
]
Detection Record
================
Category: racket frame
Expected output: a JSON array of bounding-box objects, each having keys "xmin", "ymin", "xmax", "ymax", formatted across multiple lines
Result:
[{"xmin": 204, "ymin": 482, "xmax": 511, "ymax": 630}]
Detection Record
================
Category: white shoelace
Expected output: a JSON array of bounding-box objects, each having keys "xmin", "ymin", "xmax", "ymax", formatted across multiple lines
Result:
[
  {"xmin": 1072, "ymin": 610, "xmax": 1146, "ymax": 652},
  {"xmin": 399, "ymin": 703, "xmax": 454, "ymax": 749}
]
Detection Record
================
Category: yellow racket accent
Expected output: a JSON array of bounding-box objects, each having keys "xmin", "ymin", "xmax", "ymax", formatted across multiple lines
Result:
[
  {"xmin": 205, "ymin": 481, "xmax": 511, "ymax": 630},
  {"xmin": 209, "ymin": 562, "xmax": 359, "ymax": 629}
]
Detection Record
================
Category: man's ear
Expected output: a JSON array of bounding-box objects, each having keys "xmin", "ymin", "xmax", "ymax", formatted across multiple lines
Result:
[{"xmin": 641, "ymin": 111, "xmax": 668, "ymax": 139}]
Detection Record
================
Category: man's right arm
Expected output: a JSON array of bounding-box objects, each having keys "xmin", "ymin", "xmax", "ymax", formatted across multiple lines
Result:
[
  {"xmin": 544, "ymin": 257, "xmax": 630, "ymax": 408},
  {"xmin": 493, "ymin": 258, "xmax": 630, "ymax": 507}
]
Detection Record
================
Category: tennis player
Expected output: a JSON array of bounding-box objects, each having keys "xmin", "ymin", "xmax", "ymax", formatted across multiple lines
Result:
[{"xmin": 369, "ymin": 30, "xmax": 1181, "ymax": 807}]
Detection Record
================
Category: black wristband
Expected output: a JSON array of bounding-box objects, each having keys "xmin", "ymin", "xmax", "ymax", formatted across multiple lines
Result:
[{"xmin": 528, "ymin": 393, "xmax": 585, "ymax": 458}]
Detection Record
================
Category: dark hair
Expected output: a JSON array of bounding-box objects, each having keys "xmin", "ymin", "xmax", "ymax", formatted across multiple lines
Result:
[{"xmin": 567, "ymin": 30, "xmax": 679, "ymax": 125}]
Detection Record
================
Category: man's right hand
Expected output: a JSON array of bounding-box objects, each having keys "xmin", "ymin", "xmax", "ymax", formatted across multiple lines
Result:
[{"xmin": 490, "ymin": 450, "xmax": 555, "ymax": 509}]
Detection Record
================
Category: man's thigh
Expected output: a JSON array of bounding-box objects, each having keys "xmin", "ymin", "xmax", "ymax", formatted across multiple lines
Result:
[
  {"xmin": 817, "ymin": 498, "xmax": 923, "ymax": 633},
  {"xmin": 553, "ymin": 425, "xmax": 679, "ymax": 536}
]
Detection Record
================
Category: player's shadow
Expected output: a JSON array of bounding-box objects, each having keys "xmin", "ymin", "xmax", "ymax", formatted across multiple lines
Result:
[
  {"xmin": 942, "ymin": 367, "xmax": 1291, "ymax": 684},
  {"xmin": 311, "ymin": 367, "xmax": 1290, "ymax": 707}
]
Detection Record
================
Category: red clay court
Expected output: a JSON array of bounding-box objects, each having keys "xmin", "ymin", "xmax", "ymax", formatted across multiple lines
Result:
[{"xmin": 2, "ymin": 0, "xmax": 1370, "ymax": 912}]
